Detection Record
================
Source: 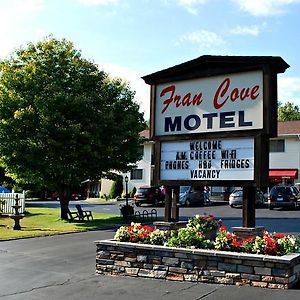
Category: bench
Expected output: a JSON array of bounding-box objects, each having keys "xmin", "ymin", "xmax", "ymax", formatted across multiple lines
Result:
[
  {"xmin": 66, "ymin": 205, "xmax": 93, "ymax": 221},
  {"xmin": 75, "ymin": 204, "xmax": 93, "ymax": 221},
  {"xmin": 66, "ymin": 207, "xmax": 81, "ymax": 221}
]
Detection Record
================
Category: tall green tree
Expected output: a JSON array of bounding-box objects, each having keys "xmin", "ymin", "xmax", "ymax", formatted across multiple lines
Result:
[
  {"xmin": 0, "ymin": 37, "xmax": 145, "ymax": 219},
  {"xmin": 278, "ymin": 101, "xmax": 300, "ymax": 121}
]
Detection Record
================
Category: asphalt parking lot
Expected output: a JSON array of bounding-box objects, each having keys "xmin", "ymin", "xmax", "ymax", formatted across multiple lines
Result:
[
  {"xmin": 1, "ymin": 229, "xmax": 300, "ymax": 300},
  {"xmin": 26, "ymin": 198, "xmax": 300, "ymax": 235}
]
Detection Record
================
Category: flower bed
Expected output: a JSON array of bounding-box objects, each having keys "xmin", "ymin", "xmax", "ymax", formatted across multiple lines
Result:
[
  {"xmin": 113, "ymin": 215, "xmax": 300, "ymax": 256},
  {"xmin": 95, "ymin": 215, "xmax": 300, "ymax": 289}
]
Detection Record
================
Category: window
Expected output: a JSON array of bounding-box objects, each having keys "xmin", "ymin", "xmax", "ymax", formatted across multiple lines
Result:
[
  {"xmin": 130, "ymin": 169, "xmax": 143, "ymax": 180},
  {"xmin": 270, "ymin": 139, "xmax": 285, "ymax": 152}
]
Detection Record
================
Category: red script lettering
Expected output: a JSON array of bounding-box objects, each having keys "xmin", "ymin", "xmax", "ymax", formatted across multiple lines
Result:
[
  {"xmin": 213, "ymin": 78, "xmax": 260, "ymax": 109},
  {"xmin": 160, "ymin": 85, "xmax": 203, "ymax": 114}
]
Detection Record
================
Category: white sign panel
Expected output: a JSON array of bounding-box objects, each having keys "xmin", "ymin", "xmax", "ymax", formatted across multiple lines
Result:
[
  {"xmin": 160, "ymin": 138, "xmax": 254, "ymax": 181},
  {"xmin": 155, "ymin": 71, "xmax": 263, "ymax": 136}
]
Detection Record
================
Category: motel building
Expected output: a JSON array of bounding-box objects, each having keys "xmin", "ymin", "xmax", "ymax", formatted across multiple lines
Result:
[
  {"xmin": 122, "ymin": 120, "xmax": 300, "ymax": 196},
  {"xmin": 269, "ymin": 120, "xmax": 300, "ymax": 187}
]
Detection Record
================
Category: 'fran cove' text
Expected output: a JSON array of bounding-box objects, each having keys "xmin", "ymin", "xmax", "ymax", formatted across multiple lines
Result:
[{"xmin": 155, "ymin": 71, "xmax": 263, "ymax": 136}]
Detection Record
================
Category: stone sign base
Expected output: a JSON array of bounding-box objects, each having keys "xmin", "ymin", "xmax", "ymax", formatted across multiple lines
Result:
[
  {"xmin": 153, "ymin": 221, "xmax": 187, "ymax": 231},
  {"xmin": 95, "ymin": 240, "xmax": 300, "ymax": 289},
  {"xmin": 232, "ymin": 226, "xmax": 265, "ymax": 238}
]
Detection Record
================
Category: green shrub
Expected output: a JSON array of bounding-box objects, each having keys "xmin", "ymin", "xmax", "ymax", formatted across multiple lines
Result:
[
  {"xmin": 166, "ymin": 228, "xmax": 213, "ymax": 249},
  {"xmin": 110, "ymin": 176, "xmax": 123, "ymax": 199}
]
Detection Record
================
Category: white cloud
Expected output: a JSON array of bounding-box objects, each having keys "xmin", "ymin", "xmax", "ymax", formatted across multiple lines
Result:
[
  {"xmin": 230, "ymin": 25, "xmax": 260, "ymax": 36},
  {"xmin": 179, "ymin": 30, "xmax": 225, "ymax": 51},
  {"xmin": 78, "ymin": 0, "xmax": 120, "ymax": 5},
  {"xmin": 232, "ymin": 0, "xmax": 300, "ymax": 16},
  {"xmin": 170, "ymin": 0, "xmax": 207, "ymax": 15},
  {"xmin": 177, "ymin": 0, "xmax": 206, "ymax": 4},
  {"xmin": 0, "ymin": 0, "xmax": 45, "ymax": 58},
  {"xmin": 278, "ymin": 76, "xmax": 300, "ymax": 106},
  {"xmin": 19, "ymin": 0, "xmax": 44, "ymax": 13},
  {"xmin": 100, "ymin": 63, "xmax": 151, "ymax": 119}
]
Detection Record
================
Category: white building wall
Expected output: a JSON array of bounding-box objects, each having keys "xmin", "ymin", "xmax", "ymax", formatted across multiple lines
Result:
[
  {"xmin": 99, "ymin": 141, "xmax": 154, "ymax": 198},
  {"xmin": 269, "ymin": 136, "xmax": 300, "ymax": 182},
  {"xmin": 127, "ymin": 142, "xmax": 153, "ymax": 192},
  {"xmin": 100, "ymin": 178, "xmax": 114, "ymax": 197}
]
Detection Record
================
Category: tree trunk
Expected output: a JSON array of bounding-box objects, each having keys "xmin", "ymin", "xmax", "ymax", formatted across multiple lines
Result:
[
  {"xmin": 60, "ymin": 199, "xmax": 70, "ymax": 220},
  {"xmin": 40, "ymin": 189, "xmax": 47, "ymax": 200},
  {"xmin": 58, "ymin": 185, "xmax": 71, "ymax": 220}
]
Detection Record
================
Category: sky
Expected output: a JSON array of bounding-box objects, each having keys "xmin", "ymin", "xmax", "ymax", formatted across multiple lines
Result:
[{"xmin": 0, "ymin": 0, "xmax": 300, "ymax": 120}]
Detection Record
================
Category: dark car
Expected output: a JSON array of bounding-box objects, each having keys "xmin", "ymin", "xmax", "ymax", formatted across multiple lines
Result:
[
  {"xmin": 268, "ymin": 185, "xmax": 299, "ymax": 210},
  {"xmin": 179, "ymin": 186, "xmax": 204, "ymax": 206},
  {"xmin": 133, "ymin": 186, "xmax": 165, "ymax": 206}
]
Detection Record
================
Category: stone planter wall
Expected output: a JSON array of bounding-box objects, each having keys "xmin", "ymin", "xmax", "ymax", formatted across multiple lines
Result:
[{"xmin": 95, "ymin": 240, "xmax": 300, "ymax": 289}]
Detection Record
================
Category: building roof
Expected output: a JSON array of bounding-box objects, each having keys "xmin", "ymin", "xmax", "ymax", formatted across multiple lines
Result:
[
  {"xmin": 278, "ymin": 120, "xmax": 300, "ymax": 135},
  {"xmin": 142, "ymin": 55, "xmax": 289, "ymax": 85},
  {"xmin": 139, "ymin": 129, "xmax": 150, "ymax": 139}
]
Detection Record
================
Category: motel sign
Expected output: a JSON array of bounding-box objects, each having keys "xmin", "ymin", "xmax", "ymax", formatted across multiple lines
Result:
[{"xmin": 143, "ymin": 55, "xmax": 289, "ymax": 187}]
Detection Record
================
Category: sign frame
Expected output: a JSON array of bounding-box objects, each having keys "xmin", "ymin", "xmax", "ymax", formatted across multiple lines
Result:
[
  {"xmin": 153, "ymin": 131, "xmax": 267, "ymax": 187},
  {"xmin": 160, "ymin": 137, "xmax": 255, "ymax": 182},
  {"xmin": 143, "ymin": 56, "xmax": 289, "ymax": 188}
]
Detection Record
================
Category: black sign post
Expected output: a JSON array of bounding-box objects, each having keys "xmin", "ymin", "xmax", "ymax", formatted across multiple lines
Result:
[{"xmin": 243, "ymin": 186, "xmax": 256, "ymax": 227}]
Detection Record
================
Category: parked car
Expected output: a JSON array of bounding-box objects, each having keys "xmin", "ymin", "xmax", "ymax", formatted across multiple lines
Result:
[
  {"xmin": 229, "ymin": 189, "xmax": 265, "ymax": 208},
  {"xmin": 179, "ymin": 186, "xmax": 190, "ymax": 202},
  {"xmin": 51, "ymin": 191, "xmax": 86, "ymax": 201},
  {"xmin": 268, "ymin": 185, "xmax": 299, "ymax": 210},
  {"xmin": 179, "ymin": 186, "xmax": 204, "ymax": 206},
  {"xmin": 222, "ymin": 187, "xmax": 237, "ymax": 201},
  {"xmin": 133, "ymin": 186, "xmax": 165, "ymax": 207}
]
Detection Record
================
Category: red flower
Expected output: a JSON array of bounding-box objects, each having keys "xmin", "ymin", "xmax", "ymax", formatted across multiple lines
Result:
[
  {"xmin": 264, "ymin": 235, "xmax": 278, "ymax": 255},
  {"xmin": 226, "ymin": 233, "xmax": 236, "ymax": 240},
  {"xmin": 242, "ymin": 236, "xmax": 254, "ymax": 243},
  {"xmin": 231, "ymin": 240, "xmax": 241, "ymax": 248},
  {"xmin": 273, "ymin": 233, "xmax": 286, "ymax": 239},
  {"xmin": 220, "ymin": 226, "xmax": 227, "ymax": 232}
]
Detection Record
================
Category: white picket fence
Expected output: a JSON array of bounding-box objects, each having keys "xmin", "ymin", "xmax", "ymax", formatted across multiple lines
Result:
[{"xmin": 0, "ymin": 191, "xmax": 25, "ymax": 215}]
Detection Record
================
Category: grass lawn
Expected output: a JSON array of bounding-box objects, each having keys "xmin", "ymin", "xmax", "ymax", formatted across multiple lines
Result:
[{"xmin": 0, "ymin": 207, "xmax": 123, "ymax": 240}]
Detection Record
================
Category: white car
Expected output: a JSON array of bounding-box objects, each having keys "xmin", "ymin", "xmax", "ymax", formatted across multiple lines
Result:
[{"xmin": 229, "ymin": 189, "xmax": 265, "ymax": 208}]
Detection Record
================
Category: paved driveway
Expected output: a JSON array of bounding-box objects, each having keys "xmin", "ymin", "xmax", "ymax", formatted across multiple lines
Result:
[{"xmin": 1, "ymin": 230, "xmax": 300, "ymax": 299}]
